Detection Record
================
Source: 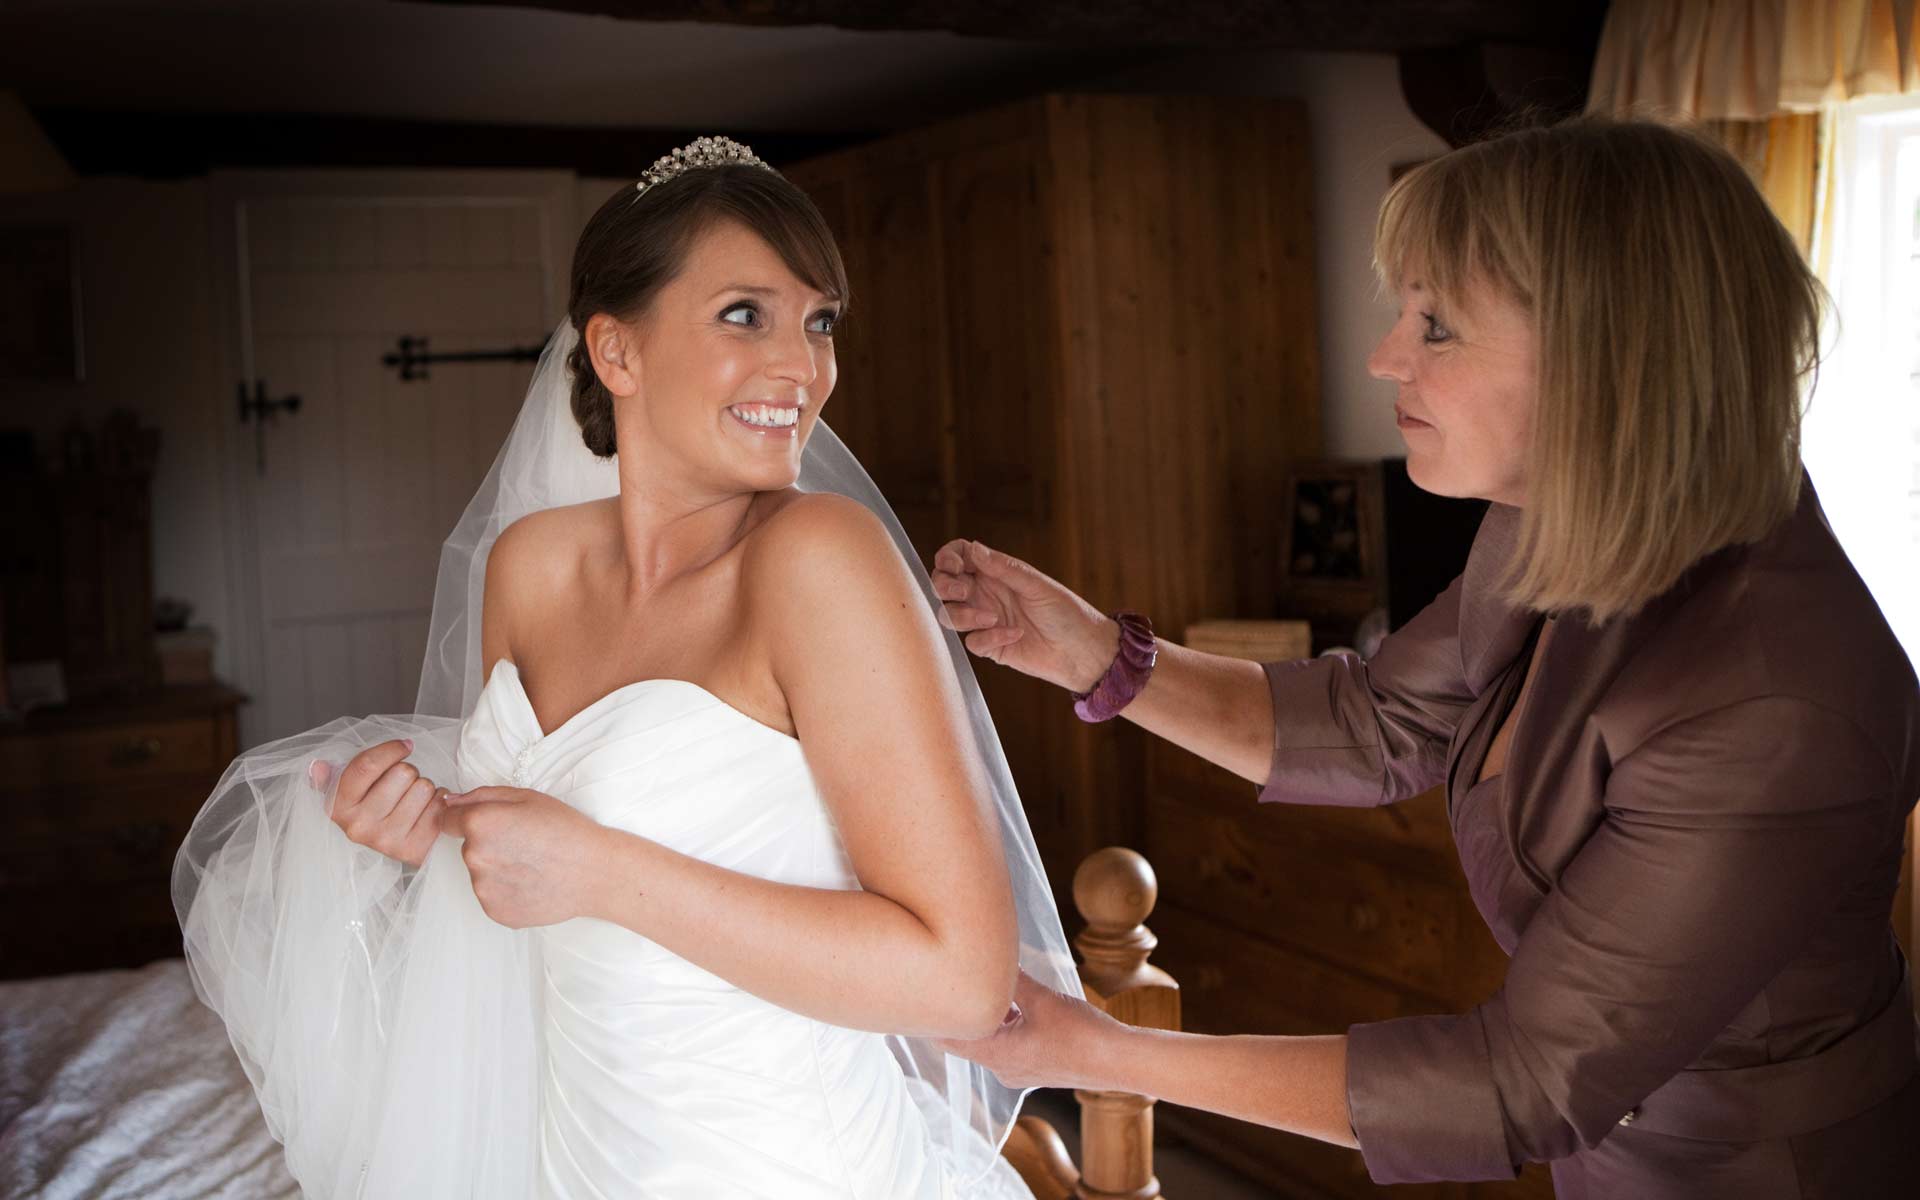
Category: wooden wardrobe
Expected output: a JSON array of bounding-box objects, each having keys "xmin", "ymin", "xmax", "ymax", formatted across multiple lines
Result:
[
  {"xmin": 785, "ymin": 92, "xmax": 1322, "ymax": 897},
  {"xmin": 789, "ymin": 93, "xmax": 1565, "ymax": 1199}
]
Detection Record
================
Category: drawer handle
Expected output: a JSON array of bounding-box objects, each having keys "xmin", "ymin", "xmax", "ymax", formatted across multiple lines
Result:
[
  {"xmin": 1194, "ymin": 850, "xmax": 1255, "ymax": 886},
  {"xmin": 109, "ymin": 821, "xmax": 170, "ymax": 860},
  {"xmin": 1347, "ymin": 902, "xmax": 1382, "ymax": 933},
  {"xmin": 108, "ymin": 737, "xmax": 163, "ymax": 768}
]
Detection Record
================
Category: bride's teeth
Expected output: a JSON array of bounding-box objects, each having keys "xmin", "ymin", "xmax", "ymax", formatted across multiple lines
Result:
[{"xmin": 734, "ymin": 405, "xmax": 798, "ymax": 428}]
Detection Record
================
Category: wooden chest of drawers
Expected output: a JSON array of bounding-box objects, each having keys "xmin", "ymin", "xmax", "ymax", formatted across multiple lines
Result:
[
  {"xmin": 0, "ymin": 682, "xmax": 244, "ymax": 979},
  {"xmin": 1142, "ymin": 739, "xmax": 1556, "ymax": 1199}
]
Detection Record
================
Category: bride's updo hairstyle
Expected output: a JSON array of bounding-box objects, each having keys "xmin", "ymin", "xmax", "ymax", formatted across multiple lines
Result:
[{"xmin": 566, "ymin": 158, "xmax": 849, "ymax": 458}]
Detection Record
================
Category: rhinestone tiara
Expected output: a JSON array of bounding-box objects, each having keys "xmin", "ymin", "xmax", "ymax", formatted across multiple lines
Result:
[{"xmin": 634, "ymin": 135, "xmax": 776, "ymax": 200}]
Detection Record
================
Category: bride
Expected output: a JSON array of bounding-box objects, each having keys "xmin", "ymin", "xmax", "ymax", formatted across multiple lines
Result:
[{"xmin": 173, "ymin": 137, "xmax": 1076, "ymax": 1198}]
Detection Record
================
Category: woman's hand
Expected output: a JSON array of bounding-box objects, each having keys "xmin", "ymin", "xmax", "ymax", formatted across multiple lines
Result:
[
  {"xmin": 934, "ymin": 971, "xmax": 1127, "ymax": 1092},
  {"xmin": 438, "ymin": 787, "xmax": 612, "ymax": 928},
  {"xmin": 313, "ymin": 739, "xmax": 447, "ymax": 868},
  {"xmin": 930, "ymin": 540, "xmax": 1119, "ymax": 692}
]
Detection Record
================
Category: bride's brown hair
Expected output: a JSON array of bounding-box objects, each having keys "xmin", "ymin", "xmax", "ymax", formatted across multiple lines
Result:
[{"xmin": 566, "ymin": 164, "xmax": 850, "ymax": 458}]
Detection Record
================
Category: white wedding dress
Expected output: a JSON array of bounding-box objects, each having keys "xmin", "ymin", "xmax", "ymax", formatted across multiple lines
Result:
[
  {"xmin": 177, "ymin": 322, "xmax": 1072, "ymax": 1199},
  {"xmin": 459, "ymin": 659, "xmax": 1033, "ymax": 1199}
]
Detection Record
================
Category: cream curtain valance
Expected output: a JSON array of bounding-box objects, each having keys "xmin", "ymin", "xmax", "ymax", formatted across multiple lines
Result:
[
  {"xmin": 1588, "ymin": 0, "xmax": 1918, "ymax": 122},
  {"xmin": 1585, "ymin": 2, "xmax": 1920, "ymax": 257}
]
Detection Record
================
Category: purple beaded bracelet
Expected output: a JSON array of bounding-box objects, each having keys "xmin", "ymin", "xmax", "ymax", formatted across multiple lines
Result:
[{"xmin": 1072, "ymin": 611, "xmax": 1158, "ymax": 723}]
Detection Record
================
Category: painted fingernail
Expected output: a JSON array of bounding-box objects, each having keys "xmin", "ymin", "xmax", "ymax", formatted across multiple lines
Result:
[{"xmin": 1001, "ymin": 1003, "xmax": 1022, "ymax": 1027}]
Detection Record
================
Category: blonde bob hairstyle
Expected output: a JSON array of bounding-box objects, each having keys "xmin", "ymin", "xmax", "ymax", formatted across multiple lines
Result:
[{"xmin": 1374, "ymin": 117, "xmax": 1823, "ymax": 624}]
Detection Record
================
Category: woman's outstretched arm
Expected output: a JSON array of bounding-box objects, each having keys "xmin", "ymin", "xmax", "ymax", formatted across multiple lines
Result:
[
  {"xmin": 941, "ymin": 972, "xmax": 1358, "ymax": 1149},
  {"xmin": 930, "ymin": 539, "xmax": 1275, "ymax": 783},
  {"xmin": 933, "ymin": 516, "xmax": 1512, "ymax": 807}
]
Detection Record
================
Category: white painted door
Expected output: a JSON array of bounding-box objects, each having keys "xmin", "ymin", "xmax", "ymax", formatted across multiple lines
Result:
[{"xmin": 214, "ymin": 171, "xmax": 576, "ymax": 745}]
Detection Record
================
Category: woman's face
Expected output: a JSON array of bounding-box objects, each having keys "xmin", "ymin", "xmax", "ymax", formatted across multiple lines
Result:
[
  {"xmin": 1367, "ymin": 265, "xmax": 1536, "ymax": 507},
  {"xmin": 608, "ymin": 219, "xmax": 840, "ymax": 496}
]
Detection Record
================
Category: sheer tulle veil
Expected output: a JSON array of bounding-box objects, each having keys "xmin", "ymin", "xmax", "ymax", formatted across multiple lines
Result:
[{"xmin": 173, "ymin": 317, "xmax": 1080, "ymax": 1195}]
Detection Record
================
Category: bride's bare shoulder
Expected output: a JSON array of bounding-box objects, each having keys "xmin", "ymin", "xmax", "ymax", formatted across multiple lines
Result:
[
  {"xmin": 738, "ymin": 493, "xmax": 950, "ymax": 720},
  {"xmin": 740, "ymin": 492, "xmax": 923, "ymax": 618},
  {"xmin": 743, "ymin": 491, "xmax": 899, "ymax": 578},
  {"xmin": 486, "ymin": 499, "xmax": 613, "ymax": 619},
  {"xmin": 495, "ymin": 499, "xmax": 611, "ymax": 570}
]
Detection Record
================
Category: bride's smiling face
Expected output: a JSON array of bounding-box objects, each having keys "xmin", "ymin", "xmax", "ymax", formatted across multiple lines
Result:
[{"xmin": 594, "ymin": 219, "xmax": 841, "ymax": 495}]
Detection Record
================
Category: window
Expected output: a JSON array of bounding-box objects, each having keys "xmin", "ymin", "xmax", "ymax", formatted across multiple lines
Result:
[{"xmin": 1805, "ymin": 97, "xmax": 1920, "ymax": 671}]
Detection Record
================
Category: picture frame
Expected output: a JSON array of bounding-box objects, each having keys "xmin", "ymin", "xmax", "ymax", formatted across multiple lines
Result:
[
  {"xmin": 4, "ymin": 659, "xmax": 67, "ymax": 713},
  {"xmin": 0, "ymin": 225, "xmax": 85, "ymax": 381},
  {"xmin": 1275, "ymin": 458, "xmax": 1387, "ymax": 635}
]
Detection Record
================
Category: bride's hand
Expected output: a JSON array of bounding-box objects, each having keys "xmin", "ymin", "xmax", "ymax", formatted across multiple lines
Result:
[
  {"xmin": 929, "ymin": 540, "xmax": 1119, "ymax": 693},
  {"xmin": 439, "ymin": 787, "xmax": 610, "ymax": 928},
  {"xmin": 933, "ymin": 971, "xmax": 1123, "ymax": 1092},
  {"xmin": 313, "ymin": 740, "xmax": 447, "ymax": 868}
]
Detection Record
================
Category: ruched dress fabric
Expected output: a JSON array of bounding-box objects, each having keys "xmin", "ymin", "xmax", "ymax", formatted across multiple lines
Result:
[{"xmin": 466, "ymin": 660, "xmax": 1034, "ymax": 1200}]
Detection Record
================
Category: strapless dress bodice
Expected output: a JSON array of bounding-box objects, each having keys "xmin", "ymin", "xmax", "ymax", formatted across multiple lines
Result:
[
  {"xmin": 454, "ymin": 660, "xmax": 1022, "ymax": 1199},
  {"xmin": 459, "ymin": 660, "xmax": 856, "ymax": 894}
]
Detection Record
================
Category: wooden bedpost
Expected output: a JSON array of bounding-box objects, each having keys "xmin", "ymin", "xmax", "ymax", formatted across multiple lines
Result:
[{"xmin": 1002, "ymin": 847, "xmax": 1181, "ymax": 1200}]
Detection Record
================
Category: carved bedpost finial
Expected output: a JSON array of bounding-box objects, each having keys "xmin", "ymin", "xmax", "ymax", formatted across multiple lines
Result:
[
  {"xmin": 1072, "ymin": 847, "xmax": 1179, "ymax": 1031},
  {"xmin": 1074, "ymin": 845, "xmax": 1157, "ymax": 931},
  {"xmin": 1068, "ymin": 848, "xmax": 1178, "ymax": 1200},
  {"xmin": 1002, "ymin": 848, "xmax": 1180, "ymax": 1200}
]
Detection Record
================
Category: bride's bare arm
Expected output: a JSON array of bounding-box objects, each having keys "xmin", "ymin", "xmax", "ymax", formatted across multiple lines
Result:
[{"xmin": 576, "ymin": 495, "xmax": 1020, "ymax": 1040}]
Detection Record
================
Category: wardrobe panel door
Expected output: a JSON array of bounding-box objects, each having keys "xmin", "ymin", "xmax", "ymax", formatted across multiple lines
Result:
[
  {"xmin": 846, "ymin": 164, "xmax": 953, "ymax": 559},
  {"xmin": 788, "ymin": 161, "xmax": 952, "ymax": 560},
  {"xmin": 941, "ymin": 140, "xmax": 1054, "ymax": 533},
  {"xmin": 937, "ymin": 137, "xmax": 1068, "ymax": 842}
]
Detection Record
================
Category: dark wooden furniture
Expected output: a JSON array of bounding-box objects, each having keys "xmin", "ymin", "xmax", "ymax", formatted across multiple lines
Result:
[
  {"xmin": 786, "ymin": 92, "xmax": 1323, "ymax": 902},
  {"xmin": 0, "ymin": 681, "xmax": 245, "ymax": 980},
  {"xmin": 0, "ymin": 412, "xmax": 166, "ymax": 704}
]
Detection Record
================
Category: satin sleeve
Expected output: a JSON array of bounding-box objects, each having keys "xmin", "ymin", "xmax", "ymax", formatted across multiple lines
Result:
[
  {"xmin": 1342, "ymin": 696, "xmax": 1898, "ymax": 1182},
  {"xmin": 1257, "ymin": 569, "xmax": 1478, "ymax": 808}
]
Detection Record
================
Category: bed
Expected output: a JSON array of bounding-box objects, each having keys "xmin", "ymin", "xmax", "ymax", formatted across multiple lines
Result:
[{"xmin": 0, "ymin": 959, "xmax": 296, "ymax": 1199}]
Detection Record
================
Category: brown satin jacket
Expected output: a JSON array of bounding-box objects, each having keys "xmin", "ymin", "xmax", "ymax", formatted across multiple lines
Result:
[{"xmin": 1257, "ymin": 479, "xmax": 1920, "ymax": 1198}]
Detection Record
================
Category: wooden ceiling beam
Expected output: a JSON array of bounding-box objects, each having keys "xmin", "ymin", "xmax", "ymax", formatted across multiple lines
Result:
[
  {"xmin": 30, "ymin": 109, "xmax": 864, "ymax": 179},
  {"xmin": 1399, "ymin": 41, "xmax": 1596, "ymax": 147},
  {"xmin": 420, "ymin": 0, "xmax": 1609, "ymax": 53}
]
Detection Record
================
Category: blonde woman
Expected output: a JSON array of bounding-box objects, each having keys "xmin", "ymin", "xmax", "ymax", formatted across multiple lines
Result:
[{"xmin": 934, "ymin": 118, "xmax": 1920, "ymax": 1198}]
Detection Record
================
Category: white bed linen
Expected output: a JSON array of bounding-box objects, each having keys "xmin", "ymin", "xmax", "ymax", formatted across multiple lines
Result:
[{"xmin": 0, "ymin": 958, "xmax": 295, "ymax": 1200}]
